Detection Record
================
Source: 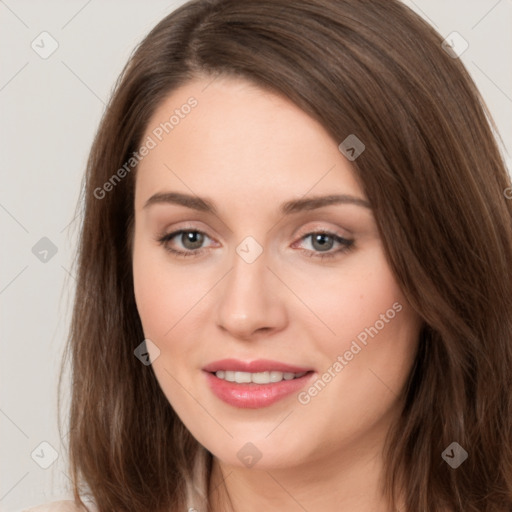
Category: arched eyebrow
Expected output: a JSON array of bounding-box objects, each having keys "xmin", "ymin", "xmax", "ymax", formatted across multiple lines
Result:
[
  {"xmin": 142, "ymin": 191, "xmax": 371, "ymax": 214},
  {"xmin": 280, "ymin": 194, "xmax": 371, "ymax": 213},
  {"xmin": 143, "ymin": 191, "xmax": 215, "ymax": 212}
]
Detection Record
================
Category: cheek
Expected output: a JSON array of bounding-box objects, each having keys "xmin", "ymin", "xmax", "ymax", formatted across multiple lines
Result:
[
  {"xmin": 290, "ymin": 250, "xmax": 420, "ymax": 446},
  {"xmin": 289, "ymin": 244, "xmax": 407, "ymax": 346},
  {"xmin": 132, "ymin": 239, "xmax": 207, "ymax": 405},
  {"xmin": 132, "ymin": 238, "xmax": 208, "ymax": 341},
  {"xmin": 133, "ymin": 252, "xmax": 174, "ymax": 340},
  {"xmin": 293, "ymin": 244, "xmax": 421, "ymax": 397}
]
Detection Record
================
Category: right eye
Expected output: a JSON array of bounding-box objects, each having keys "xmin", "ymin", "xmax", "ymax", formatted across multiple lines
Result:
[{"xmin": 157, "ymin": 229, "xmax": 216, "ymax": 258}]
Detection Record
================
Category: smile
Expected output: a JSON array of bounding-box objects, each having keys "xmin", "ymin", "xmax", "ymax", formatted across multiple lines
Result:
[
  {"xmin": 214, "ymin": 370, "xmax": 308, "ymax": 384},
  {"xmin": 202, "ymin": 359, "xmax": 315, "ymax": 408}
]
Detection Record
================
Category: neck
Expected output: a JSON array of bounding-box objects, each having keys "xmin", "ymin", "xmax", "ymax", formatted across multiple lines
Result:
[{"xmin": 208, "ymin": 426, "xmax": 403, "ymax": 512}]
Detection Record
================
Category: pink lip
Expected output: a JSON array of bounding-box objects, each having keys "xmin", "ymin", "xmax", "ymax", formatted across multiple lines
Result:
[
  {"xmin": 202, "ymin": 359, "xmax": 315, "ymax": 409},
  {"xmin": 202, "ymin": 358, "xmax": 313, "ymax": 373}
]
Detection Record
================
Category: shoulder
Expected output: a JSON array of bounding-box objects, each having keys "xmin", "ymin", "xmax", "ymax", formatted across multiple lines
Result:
[{"xmin": 23, "ymin": 500, "xmax": 96, "ymax": 512}]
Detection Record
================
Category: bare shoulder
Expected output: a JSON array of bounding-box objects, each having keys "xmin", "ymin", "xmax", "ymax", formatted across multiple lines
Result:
[{"xmin": 23, "ymin": 500, "xmax": 97, "ymax": 512}]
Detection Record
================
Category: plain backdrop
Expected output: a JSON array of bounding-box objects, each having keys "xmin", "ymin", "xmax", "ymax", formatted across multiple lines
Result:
[{"xmin": 1, "ymin": 1, "xmax": 511, "ymax": 510}]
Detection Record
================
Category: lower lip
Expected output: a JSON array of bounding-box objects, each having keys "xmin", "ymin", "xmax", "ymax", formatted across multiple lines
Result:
[{"xmin": 204, "ymin": 371, "xmax": 315, "ymax": 409}]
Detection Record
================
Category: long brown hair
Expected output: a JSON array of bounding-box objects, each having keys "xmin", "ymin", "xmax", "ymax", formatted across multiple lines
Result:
[{"xmin": 60, "ymin": 0, "xmax": 512, "ymax": 510}]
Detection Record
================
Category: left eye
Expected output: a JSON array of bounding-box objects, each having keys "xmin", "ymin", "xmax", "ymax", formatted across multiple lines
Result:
[{"xmin": 295, "ymin": 232, "xmax": 354, "ymax": 258}]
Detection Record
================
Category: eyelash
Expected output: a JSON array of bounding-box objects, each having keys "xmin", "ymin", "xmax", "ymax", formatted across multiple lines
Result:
[{"xmin": 156, "ymin": 229, "xmax": 355, "ymax": 260}]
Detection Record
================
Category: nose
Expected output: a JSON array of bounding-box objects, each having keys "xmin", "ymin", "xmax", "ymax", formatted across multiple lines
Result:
[{"xmin": 215, "ymin": 247, "xmax": 288, "ymax": 340}]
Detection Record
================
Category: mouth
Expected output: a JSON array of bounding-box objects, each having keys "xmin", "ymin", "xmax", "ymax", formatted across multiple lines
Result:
[
  {"xmin": 210, "ymin": 369, "xmax": 310, "ymax": 384},
  {"xmin": 202, "ymin": 359, "xmax": 316, "ymax": 408}
]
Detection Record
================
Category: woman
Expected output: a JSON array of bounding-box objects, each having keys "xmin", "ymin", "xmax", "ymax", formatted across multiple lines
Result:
[{"xmin": 27, "ymin": 0, "xmax": 512, "ymax": 510}]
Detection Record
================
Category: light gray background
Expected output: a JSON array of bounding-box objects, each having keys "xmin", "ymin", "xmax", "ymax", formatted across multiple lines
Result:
[{"xmin": 1, "ymin": 1, "xmax": 511, "ymax": 510}]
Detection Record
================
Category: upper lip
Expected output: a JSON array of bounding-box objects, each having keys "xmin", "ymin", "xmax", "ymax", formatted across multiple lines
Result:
[{"xmin": 203, "ymin": 359, "xmax": 313, "ymax": 374}]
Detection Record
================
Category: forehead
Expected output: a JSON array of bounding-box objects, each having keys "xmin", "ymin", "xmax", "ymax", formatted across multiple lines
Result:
[{"xmin": 134, "ymin": 76, "xmax": 364, "ymax": 210}]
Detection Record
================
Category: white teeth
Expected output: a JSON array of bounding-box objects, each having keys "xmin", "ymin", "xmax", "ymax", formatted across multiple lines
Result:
[
  {"xmin": 253, "ymin": 371, "xmax": 271, "ymax": 384},
  {"xmin": 224, "ymin": 371, "xmax": 236, "ymax": 382},
  {"xmin": 235, "ymin": 371, "xmax": 252, "ymax": 383},
  {"xmin": 270, "ymin": 371, "xmax": 283, "ymax": 383},
  {"xmin": 214, "ymin": 370, "xmax": 307, "ymax": 384}
]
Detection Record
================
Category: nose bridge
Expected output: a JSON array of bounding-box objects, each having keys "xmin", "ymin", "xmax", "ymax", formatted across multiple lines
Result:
[
  {"xmin": 227, "ymin": 255, "xmax": 263, "ymax": 303},
  {"xmin": 215, "ymin": 236, "xmax": 287, "ymax": 338}
]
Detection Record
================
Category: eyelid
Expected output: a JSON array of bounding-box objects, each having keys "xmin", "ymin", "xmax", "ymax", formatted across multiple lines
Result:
[
  {"xmin": 156, "ymin": 227, "xmax": 217, "ymax": 245},
  {"xmin": 156, "ymin": 221, "xmax": 217, "ymax": 240},
  {"xmin": 292, "ymin": 222, "xmax": 352, "ymax": 240}
]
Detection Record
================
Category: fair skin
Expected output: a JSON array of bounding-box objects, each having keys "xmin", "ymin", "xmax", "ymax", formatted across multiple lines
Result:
[{"xmin": 132, "ymin": 76, "xmax": 422, "ymax": 511}]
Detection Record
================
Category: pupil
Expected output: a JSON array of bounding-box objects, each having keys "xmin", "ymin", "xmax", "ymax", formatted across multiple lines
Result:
[
  {"xmin": 312, "ymin": 234, "xmax": 333, "ymax": 251},
  {"xmin": 183, "ymin": 231, "xmax": 204, "ymax": 249}
]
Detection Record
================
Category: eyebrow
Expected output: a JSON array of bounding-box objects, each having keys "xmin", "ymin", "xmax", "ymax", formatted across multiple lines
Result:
[{"xmin": 143, "ymin": 191, "xmax": 371, "ymax": 214}]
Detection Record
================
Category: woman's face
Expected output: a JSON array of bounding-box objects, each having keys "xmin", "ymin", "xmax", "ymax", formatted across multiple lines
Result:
[{"xmin": 132, "ymin": 76, "xmax": 422, "ymax": 470}]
